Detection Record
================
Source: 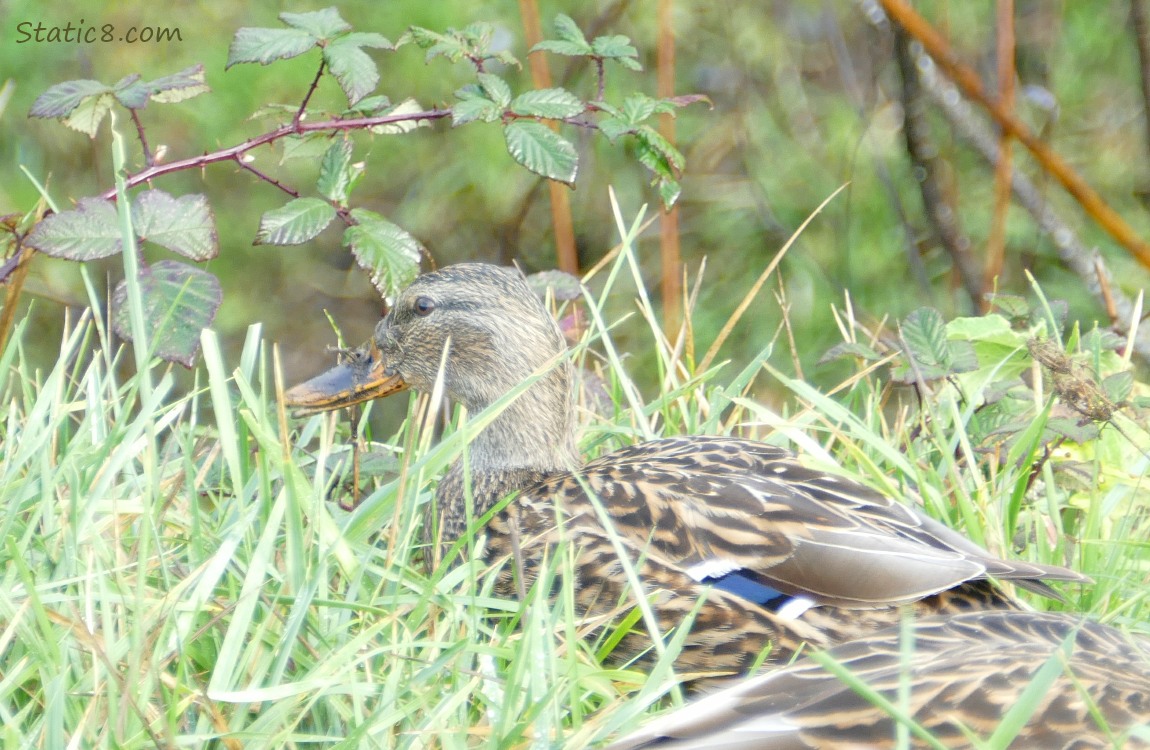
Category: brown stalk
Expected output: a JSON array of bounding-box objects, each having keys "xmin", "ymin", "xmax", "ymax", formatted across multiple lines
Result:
[
  {"xmin": 658, "ymin": 0, "xmax": 682, "ymax": 334},
  {"xmin": 982, "ymin": 0, "xmax": 1016, "ymax": 307},
  {"xmin": 880, "ymin": 0, "xmax": 1150, "ymax": 269},
  {"xmin": 519, "ymin": 0, "xmax": 579, "ymax": 274}
]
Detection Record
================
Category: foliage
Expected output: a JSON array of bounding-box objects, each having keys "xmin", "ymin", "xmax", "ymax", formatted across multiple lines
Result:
[
  {"xmin": 8, "ymin": 8, "xmax": 701, "ymax": 366},
  {"xmin": 1, "ymin": 202, "xmax": 1146, "ymax": 747}
]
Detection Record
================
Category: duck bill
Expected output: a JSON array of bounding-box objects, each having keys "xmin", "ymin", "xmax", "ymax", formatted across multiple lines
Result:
[{"xmin": 283, "ymin": 346, "xmax": 408, "ymax": 416}]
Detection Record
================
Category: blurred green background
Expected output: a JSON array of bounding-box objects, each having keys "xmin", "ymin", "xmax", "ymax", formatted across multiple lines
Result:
[{"xmin": 2, "ymin": 0, "xmax": 1148, "ymax": 400}]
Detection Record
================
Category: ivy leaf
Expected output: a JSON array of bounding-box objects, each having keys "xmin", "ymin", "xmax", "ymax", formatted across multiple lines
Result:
[
  {"xmin": 133, "ymin": 190, "xmax": 218, "ymax": 261},
  {"xmin": 510, "ymin": 88, "xmax": 584, "ymax": 119},
  {"xmin": 25, "ymin": 198, "xmax": 122, "ymax": 260},
  {"xmin": 504, "ymin": 121, "xmax": 578, "ymax": 184},
  {"xmin": 147, "ymin": 64, "xmax": 210, "ymax": 104},
  {"xmin": 344, "ymin": 209, "xmax": 422, "ymax": 299},
  {"xmin": 111, "ymin": 261, "xmax": 222, "ymax": 367},
  {"xmin": 280, "ymin": 8, "xmax": 351, "ymax": 39},
  {"xmin": 227, "ymin": 27, "xmax": 316, "ymax": 68},
  {"xmin": 29, "ymin": 79, "xmax": 111, "ymax": 118},
  {"xmin": 255, "ymin": 198, "xmax": 336, "ymax": 245},
  {"xmin": 317, "ymin": 140, "xmax": 354, "ymax": 205}
]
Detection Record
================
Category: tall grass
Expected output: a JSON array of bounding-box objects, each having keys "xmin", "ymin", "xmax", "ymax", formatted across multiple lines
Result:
[{"xmin": 1, "ymin": 195, "xmax": 1148, "ymax": 748}]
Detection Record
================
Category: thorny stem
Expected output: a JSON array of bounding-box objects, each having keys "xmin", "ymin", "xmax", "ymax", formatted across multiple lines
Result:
[
  {"xmin": 235, "ymin": 157, "xmax": 300, "ymax": 198},
  {"xmin": 594, "ymin": 57, "xmax": 605, "ymax": 101},
  {"xmin": 130, "ymin": 110, "xmax": 154, "ymax": 167},
  {"xmin": 99, "ymin": 109, "xmax": 451, "ymax": 201},
  {"xmin": 295, "ymin": 61, "xmax": 326, "ymax": 128}
]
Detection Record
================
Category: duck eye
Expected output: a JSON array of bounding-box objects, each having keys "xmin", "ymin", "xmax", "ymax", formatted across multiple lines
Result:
[{"xmin": 413, "ymin": 296, "xmax": 435, "ymax": 317}]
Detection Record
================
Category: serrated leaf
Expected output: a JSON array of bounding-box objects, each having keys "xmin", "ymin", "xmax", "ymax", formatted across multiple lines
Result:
[
  {"xmin": 279, "ymin": 8, "xmax": 350, "ymax": 39},
  {"xmin": 113, "ymin": 75, "xmax": 150, "ymax": 109},
  {"xmin": 345, "ymin": 209, "xmax": 422, "ymax": 298},
  {"xmin": 324, "ymin": 40, "xmax": 379, "ymax": 106},
  {"xmin": 280, "ymin": 134, "xmax": 332, "ymax": 163},
  {"xmin": 317, "ymin": 140, "xmax": 354, "ymax": 205},
  {"xmin": 339, "ymin": 32, "xmax": 393, "ymax": 50},
  {"xmin": 133, "ymin": 190, "xmax": 218, "ymax": 261},
  {"xmin": 344, "ymin": 94, "xmax": 392, "ymax": 116},
  {"xmin": 901, "ymin": 307, "xmax": 951, "ymax": 372},
  {"xmin": 657, "ymin": 177, "xmax": 681, "ymax": 208},
  {"xmin": 1102, "ymin": 371, "xmax": 1133, "ymax": 403},
  {"xmin": 227, "ymin": 27, "xmax": 316, "ymax": 68},
  {"xmin": 401, "ymin": 26, "xmax": 443, "ymax": 49},
  {"xmin": 147, "ymin": 64, "xmax": 210, "ymax": 104},
  {"xmin": 553, "ymin": 14, "xmax": 588, "ymax": 45},
  {"xmin": 29, "ymin": 79, "xmax": 110, "ymax": 118},
  {"xmin": 637, "ymin": 125, "xmax": 685, "ymax": 171},
  {"xmin": 504, "ymin": 121, "xmax": 578, "ymax": 184},
  {"xmin": 598, "ymin": 117, "xmax": 632, "ymax": 141},
  {"xmin": 530, "ymin": 39, "xmax": 593, "ymax": 57},
  {"xmin": 636, "ymin": 139, "xmax": 675, "ymax": 181},
  {"xmin": 63, "ymin": 93, "xmax": 114, "ymax": 137},
  {"xmin": 947, "ymin": 339, "xmax": 979, "ymax": 373},
  {"xmin": 1045, "ymin": 417, "xmax": 1100, "ymax": 444},
  {"xmin": 112, "ymin": 261, "xmax": 222, "ymax": 367},
  {"xmin": 591, "ymin": 34, "xmax": 638, "ymax": 60},
  {"xmin": 477, "ymin": 73, "xmax": 512, "ymax": 108},
  {"xmin": 370, "ymin": 98, "xmax": 431, "ymax": 134},
  {"xmin": 453, "ymin": 90, "xmax": 501, "ymax": 126},
  {"xmin": 255, "ymin": 198, "xmax": 336, "ymax": 245},
  {"xmin": 622, "ymin": 94, "xmax": 659, "ymax": 125},
  {"xmin": 818, "ymin": 341, "xmax": 883, "ymax": 366},
  {"xmin": 510, "ymin": 88, "xmax": 584, "ymax": 119},
  {"xmin": 132, "ymin": 192, "xmax": 213, "ymax": 259},
  {"xmin": 25, "ymin": 198, "xmax": 122, "ymax": 260}
]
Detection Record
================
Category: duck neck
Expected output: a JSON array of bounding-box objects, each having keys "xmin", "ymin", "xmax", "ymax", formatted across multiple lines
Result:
[{"xmin": 433, "ymin": 363, "xmax": 578, "ymax": 539}]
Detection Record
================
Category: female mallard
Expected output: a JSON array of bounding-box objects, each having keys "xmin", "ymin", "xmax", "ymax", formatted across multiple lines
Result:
[
  {"xmin": 285, "ymin": 263, "xmax": 1085, "ymax": 677},
  {"xmin": 608, "ymin": 609, "xmax": 1150, "ymax": 749}
]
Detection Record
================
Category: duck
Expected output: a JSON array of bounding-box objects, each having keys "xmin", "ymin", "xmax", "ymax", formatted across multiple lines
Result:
[
  {"xmin": 284, "ymin": 262, "xmax": 1086, "ymax": 678},
  {"xmin": 606, "ymin": 609, "xmax": 1150, "ymax": 749}
]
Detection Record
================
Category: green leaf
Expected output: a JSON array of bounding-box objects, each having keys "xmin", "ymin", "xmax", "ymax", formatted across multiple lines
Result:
[
  {"xmin": 510, "ymin": 88, "xmax": 584, "ymax": 119},
  {"xmin": 344, "ymin": 94, "xmax": 392, "ymax": 116},
  {"xmin": 477, "ymin": 73, "xmax": 512, "ymax": 108},
  {"xmin": 622, "ymin": 94, "xmax": 659, "ymax": 124},
  {"xmin": 279, "ymin": 8, "xmax": 350, "ymax": 39},
  {"xmin": 369, "ymin": 98, "xmax": 431, "ymax": 134},
  {"xmin": 147, "ymin": 64, "xmax": 210, "ymax": 104},
  {"xmin": 324, "ymin": 40, "xmax": 379, "ymax": 105},
  {"xmin": 636, "ymin": 125, "xmax": 685, "ymax": 171},
  {"xmin": 25, "ymin": 198, "xmax": 122, "ymax": 260},
  {"xmin": 111, "ymin": 261, "xmax": 222, "ymax": 367},
  {"xmin": 255, "ymin": 198, "xmax": 336, "ymax": 245},
  {"xmin": 133, "ymin": 191, "xmax": 217, "ymax": 261},
  {"xmin": 901, "ymin": 308, "xmax": 951, "ymax": 370},
  {"xmin": 63, "ymin": 93, "xmax": 114, "ymax": 137},
  {"xmin": 227, "ymin": 27, "xmax": 316, "ymax": 68},
  {"xmin": 317, "ymin": 140, "xmax": 354, "ymax": 205},
  {"xmin": 1103, "ymin": 371, "xmax": 1134, "ymax": 403},
  {"xmin": 280, "ymin": 134, "xmax": 332, "ymax": 163},
  {"xmin": 345, "ymin": 209, "xmax": 423, "ymax": 299},
  {"xmin": 553, "ymin": 14, "xmax": 589, "ymax": 46},
  {"xmin": 597, "ymin": 117, "xmax": 632, "ymax": 141},
  {"xmin": 504, "ymin": 121, "xmax": 578, "ymax": 184},
  {"xmin": 453, "ymin": 87, "xmax": 501, "ymax": 126},
  {"xmin": 526, "ymin": 269, "xmax": 582, "ymax": 301},
  {"xmin": 112, "ymin": 75, "xmax": 150, "ymax": 109},
  {"xmin": 29, "ymin": 79, "xmax": 110, "ymax": 118},
  {"xmin": 338, "ymin": 32, "xmax": 393, "ymax": 50},
  {"xmin": 818, "ymin": 341, "xmax": 883, "ymax": 365},
  {"xmin": 530, "ymin": 39, "xmax": 592, "ymax": 57},
  {"xmin": 591, "ymin": 34, "xmax": 639, "ymax": 62}
]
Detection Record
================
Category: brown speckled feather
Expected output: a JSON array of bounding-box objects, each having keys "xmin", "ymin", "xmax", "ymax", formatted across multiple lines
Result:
[
  {"xmin": 285, "ymin": 263, "xmax": 1087, "ymax": 679},
  {"xmin": 608, "ymin": 610, "xmax": 1150, "ymax": 749}
]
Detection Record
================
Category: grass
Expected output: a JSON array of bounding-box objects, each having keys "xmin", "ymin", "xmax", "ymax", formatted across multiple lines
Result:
[{"xmin": 1, "ymin": 200, "xmax": 1149, "ymax": 749}]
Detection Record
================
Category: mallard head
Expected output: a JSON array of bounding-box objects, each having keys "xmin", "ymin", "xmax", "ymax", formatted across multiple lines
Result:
[{"xmin": 285, "ymin": 263, "xmax": 579, "ymax": 472}]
